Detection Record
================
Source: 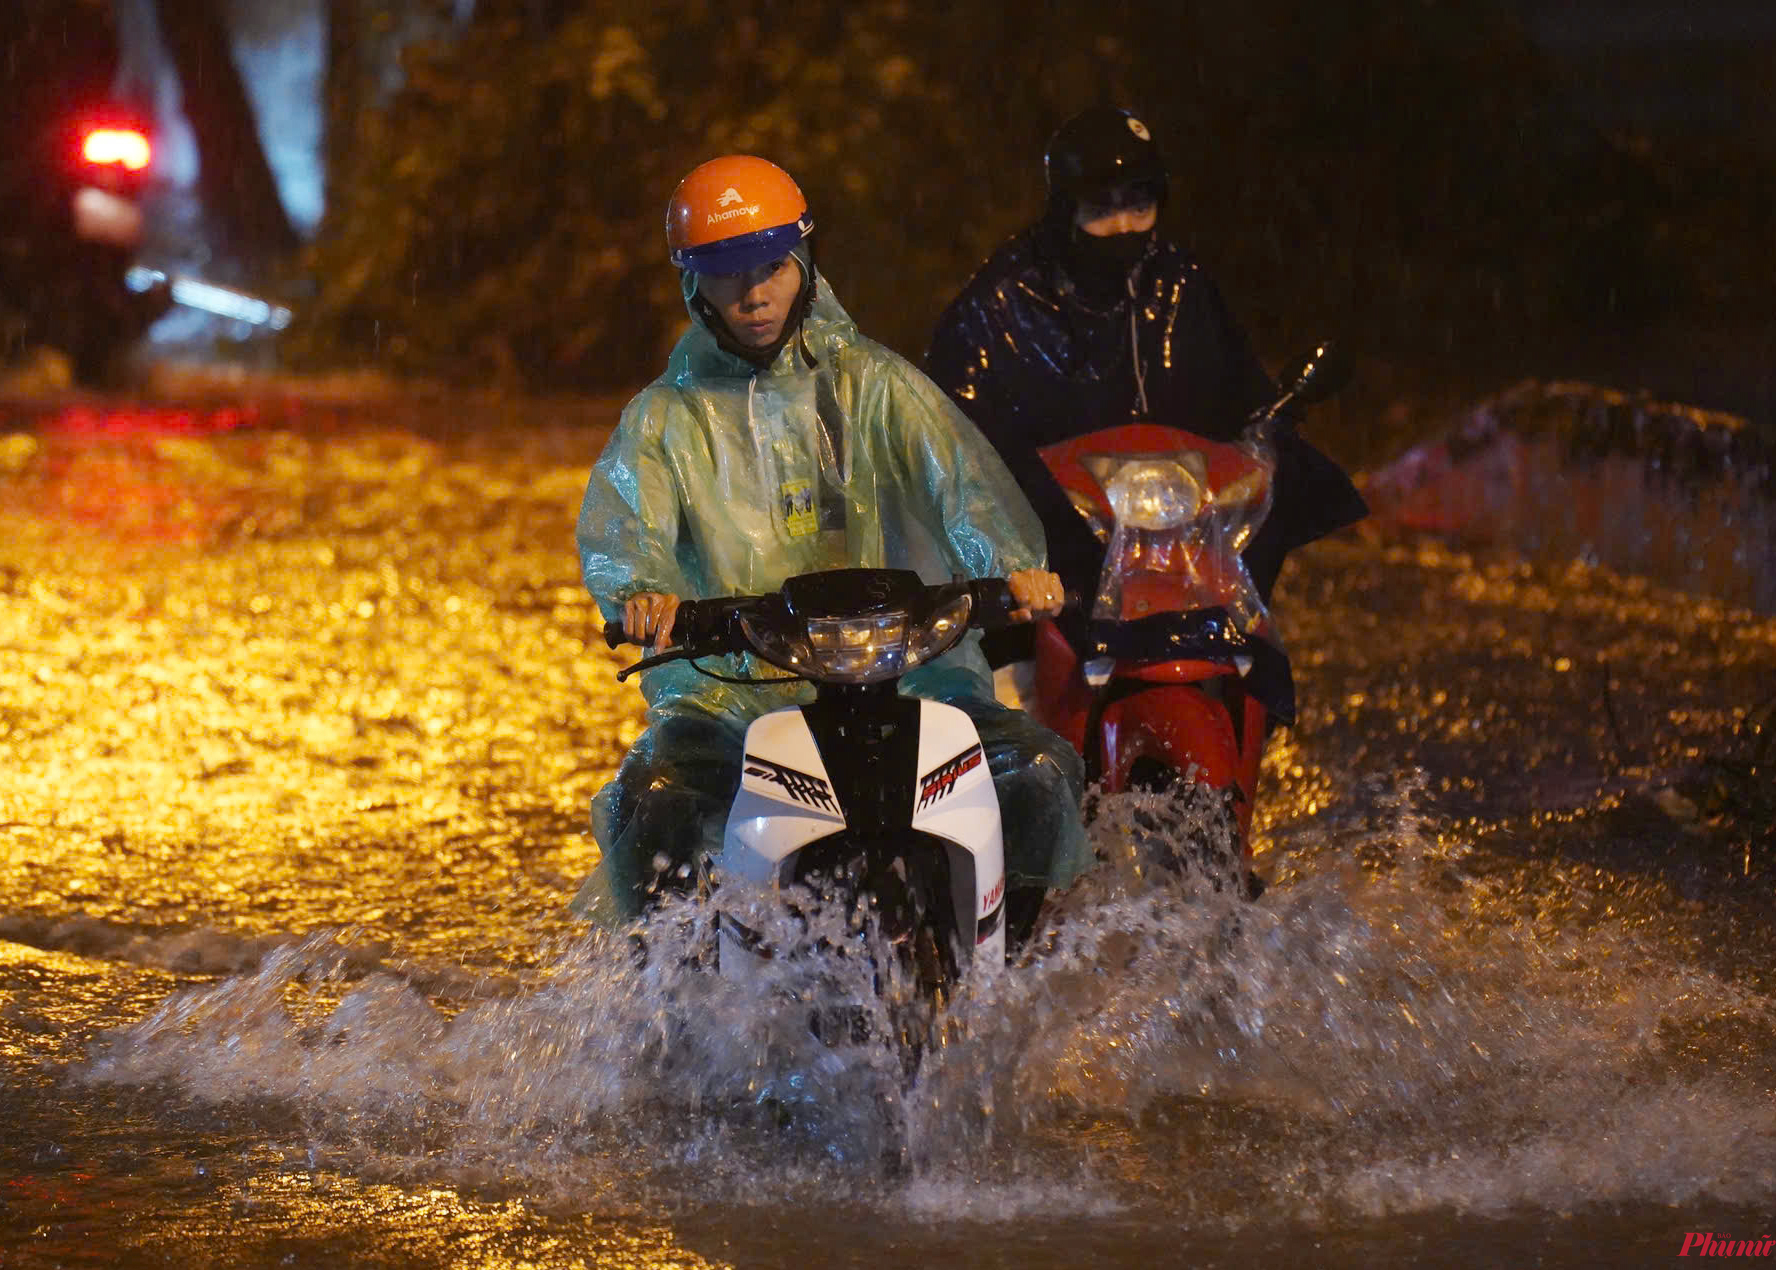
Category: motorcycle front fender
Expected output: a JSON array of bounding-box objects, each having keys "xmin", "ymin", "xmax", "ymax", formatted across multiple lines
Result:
[
  {"xmin": 718, "ymin": 698, "xmax": 1006, "ymax": 967},
  {"xmin": 1099, "ymin": 682, "xmax": 1243, "ymax": 794}
]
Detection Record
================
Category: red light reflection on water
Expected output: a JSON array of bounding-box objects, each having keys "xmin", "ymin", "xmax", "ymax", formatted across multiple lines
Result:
[
  {"xmin": 45, "ymin": 403, "xmax": 264, "ymax": 439},
  {"xmin": 25, "ymin": 404, "xmax": 277, "ymax": 546}
]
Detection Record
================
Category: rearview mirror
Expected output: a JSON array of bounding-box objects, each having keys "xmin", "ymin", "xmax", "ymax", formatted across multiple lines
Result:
[
  {"xmin": 1276, "ymin": 341, "xmax": 1353, "ymax": 407},
  {"xmin": 1271, "ymin": 342, "xmax": 1349, "ymax": 406}
]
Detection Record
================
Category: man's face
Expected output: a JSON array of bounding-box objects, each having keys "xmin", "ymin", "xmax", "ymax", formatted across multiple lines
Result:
[{"xmin": 698, "ymin": 256, "xmax": 804, "ymax": 349}]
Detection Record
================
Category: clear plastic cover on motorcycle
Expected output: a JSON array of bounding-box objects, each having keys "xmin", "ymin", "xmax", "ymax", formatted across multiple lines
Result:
[{"xmin": 1073, "ymin": 423, "xmax": 1280, "ymax": 645}]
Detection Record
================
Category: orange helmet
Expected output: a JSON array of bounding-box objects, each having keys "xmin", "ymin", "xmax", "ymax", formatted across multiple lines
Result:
[{"xmin": 666, "ymin": 155, "xmax": 813, "ymax": 274}]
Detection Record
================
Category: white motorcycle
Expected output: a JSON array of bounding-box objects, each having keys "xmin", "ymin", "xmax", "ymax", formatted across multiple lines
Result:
[{"xmin": 604, "ymin": 570, "xmax": 1023, "ymax": 1037}]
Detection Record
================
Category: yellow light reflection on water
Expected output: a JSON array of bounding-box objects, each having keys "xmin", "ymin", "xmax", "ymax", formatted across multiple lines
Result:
[
  {"xmin": 203, "ymin": 1175, "xmax": 739, "ymax": 1269},
  {"xmin": 0, "ymin": 413, "xmax": 637, "ymax": 967}
]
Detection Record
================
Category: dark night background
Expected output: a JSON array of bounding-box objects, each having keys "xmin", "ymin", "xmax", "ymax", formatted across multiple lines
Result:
[{"xmin": 5, "ymin": 0, "xmax": 1775, "ymax": 469}]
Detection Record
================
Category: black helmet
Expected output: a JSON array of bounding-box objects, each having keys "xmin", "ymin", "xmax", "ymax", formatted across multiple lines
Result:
[{"xmin": 1044, "ymin": 106, "xmax": 1168, "ymax": 211}]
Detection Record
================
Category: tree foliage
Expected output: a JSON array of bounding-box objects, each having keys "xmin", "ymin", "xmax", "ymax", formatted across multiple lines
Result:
[
  {"xmin": 299, "ymin": 1, "xmax": 1020, "ymax": 386},
  {"xmin": 292, "ymin": 0, "xmax": 1774, "ymax": 405}
]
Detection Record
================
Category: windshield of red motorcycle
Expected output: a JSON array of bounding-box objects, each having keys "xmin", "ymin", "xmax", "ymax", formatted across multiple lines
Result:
[{"xmin": 1084, "ymin": 446, "xmax": 1276, "ymax": 635}]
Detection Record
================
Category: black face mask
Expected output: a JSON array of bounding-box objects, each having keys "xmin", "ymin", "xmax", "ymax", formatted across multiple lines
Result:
[{"xmin": 1064, "ymin": 228, "xmax": 1152, "ymax": 303}]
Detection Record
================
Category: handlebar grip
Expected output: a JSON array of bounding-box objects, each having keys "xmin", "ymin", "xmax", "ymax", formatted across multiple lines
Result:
[
  {"xmin": 969, "ymin": 578, "xmax": 1020, "ymax": 630},
  {"xmin": 603, "ymin": 605, "xmax": 681, "ymax": 649},
  {"xmin": 606, "ymin": 596, "xmax": 736, "ymax": 650},
  {"xmin": 969, "ymin": 578, "xmax": 1083, "ymax": 629},
  {"xmin": 604, "ymin": 613, "xmax": 686, "ymax": 649}
]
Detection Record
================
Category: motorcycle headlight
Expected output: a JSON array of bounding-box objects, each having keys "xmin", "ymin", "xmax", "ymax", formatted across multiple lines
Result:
[
  {"xmin": 808, "ymin": 612, "xmax": 908, "ymax": 681},
  {"xmin": 736, "ymin": 575, "xmax": 974, "ymax": 685},
  {"xmin": 738, "ymin": 609, "xmax": 817, "ymax": 675},
  {"xmin": 1102, "ymin": 459, "xmax": 1205, "ymax": 531},
  {"xmin": 905, "ymin": 591, "xmax": 972, "ymax": 668}
]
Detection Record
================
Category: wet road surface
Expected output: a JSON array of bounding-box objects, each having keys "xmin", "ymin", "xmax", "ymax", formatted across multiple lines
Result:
[{"xmin": 2, "ymin": 398, "xmax": 1774, "ymax": 1267}]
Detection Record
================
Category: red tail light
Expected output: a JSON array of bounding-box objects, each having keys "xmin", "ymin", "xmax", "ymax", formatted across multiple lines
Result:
[{"xmin": 81, "ymin": 128, "xmax": 152, "ymax": 173}]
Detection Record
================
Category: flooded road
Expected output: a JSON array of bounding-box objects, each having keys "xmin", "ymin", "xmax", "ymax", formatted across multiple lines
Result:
[{"xmin": 2, "ymin": 398, "xmax": 1773, "ymax": 1267}]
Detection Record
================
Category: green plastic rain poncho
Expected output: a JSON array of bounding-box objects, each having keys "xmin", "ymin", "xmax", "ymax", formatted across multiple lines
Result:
[{"xmin": 571, "ymin": 271, "xmax": 1092, "ymax": 922}]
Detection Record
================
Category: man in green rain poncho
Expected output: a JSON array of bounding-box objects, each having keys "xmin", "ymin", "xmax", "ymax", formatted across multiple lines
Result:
[{"xmin": 571, "ymin": 155, "xmax": 1094, "ymax": 936}]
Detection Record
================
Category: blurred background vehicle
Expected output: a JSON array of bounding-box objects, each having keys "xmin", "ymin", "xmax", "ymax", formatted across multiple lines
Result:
[
  {"xmin": 1, "ymin": 0, "xmax": 172, "ymax": 385},
  {"xmin": 2, "ymin": 0, "xmax": 303, "ymax": 390}
]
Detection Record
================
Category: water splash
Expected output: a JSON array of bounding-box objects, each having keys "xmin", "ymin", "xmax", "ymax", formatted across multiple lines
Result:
[{"xmin": 77, "ymin": 781, "xmax": 1776, "ymax": 1223}]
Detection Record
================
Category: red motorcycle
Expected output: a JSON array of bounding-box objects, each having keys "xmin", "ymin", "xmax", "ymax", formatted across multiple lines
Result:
[{"xmin": 1022, "ymin": 346, "xmax": 1349, "ymax": 893}]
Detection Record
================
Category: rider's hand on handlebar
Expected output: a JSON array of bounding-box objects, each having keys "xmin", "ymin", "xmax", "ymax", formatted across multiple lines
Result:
[
  {"xmin": 1006, "ymin": 568, "xmax": 1065, "ymax": 623},
  {"xmin": 623, "ymin": 592, "xmax": 680, "ymax": 648}
]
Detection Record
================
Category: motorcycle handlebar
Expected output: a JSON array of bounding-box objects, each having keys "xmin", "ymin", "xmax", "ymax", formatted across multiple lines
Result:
[
  {"xmin": 968, "ymin": 578, "xmax": 1019, "ymax": 630},
  {"xmin": 962, "ymin": 579, "xmax": 1083, "ymax": 627},
  {"xmin": 601, "ymin": 579, "xmax": 1078, "ymax": 649},
  {"xmin": 602, "ymin": 594, "xmax": 745, "ymax": 651}
]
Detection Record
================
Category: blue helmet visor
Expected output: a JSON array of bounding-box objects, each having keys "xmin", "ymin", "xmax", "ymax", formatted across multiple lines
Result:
[{"xmin": 672, "ymin": 217, "xmax": 811, "ymax": 276}]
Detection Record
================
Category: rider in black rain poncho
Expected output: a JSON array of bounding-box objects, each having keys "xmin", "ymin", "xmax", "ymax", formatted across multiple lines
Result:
[{"xmin": 926, "ymin": 106, "xmax": 1367, "ymax": 665}]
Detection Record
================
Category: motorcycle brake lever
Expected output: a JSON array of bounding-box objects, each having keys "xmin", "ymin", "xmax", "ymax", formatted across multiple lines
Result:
[
  {"xmin": 615, "ymin": 645, "xmax": 703, "ymax": 682},
  {"xmin": 607, "ymin": 596, "xmax": 753, "ymax": 676}
]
